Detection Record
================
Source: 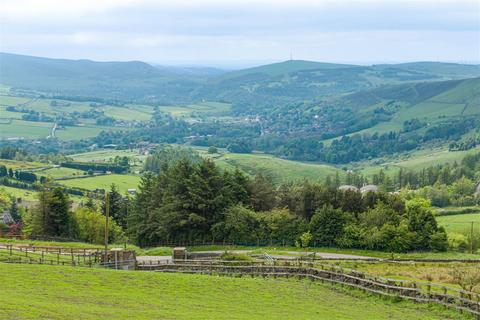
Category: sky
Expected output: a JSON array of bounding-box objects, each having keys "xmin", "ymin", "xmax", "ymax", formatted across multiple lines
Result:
[{"xmin": 0, "ymin": 0, "xmax": 479, "ymax": 67}]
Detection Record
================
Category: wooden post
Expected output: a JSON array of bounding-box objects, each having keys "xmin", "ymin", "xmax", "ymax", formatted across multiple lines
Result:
[
  {"xmin": 104, "ymin": 191, "xmax": 110, "ymax": 264},
  {"xmin": 471, "ymin": 221, "xmax": 474, "ymax": 254}
]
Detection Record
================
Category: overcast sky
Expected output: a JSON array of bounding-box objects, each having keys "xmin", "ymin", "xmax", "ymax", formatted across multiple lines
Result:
[{"xmin": 0, "ymin": 0, "xmax": 479, "ymax": 67}]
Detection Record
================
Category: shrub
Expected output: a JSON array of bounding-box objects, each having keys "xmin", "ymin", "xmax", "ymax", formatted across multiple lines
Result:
[{"xmin": 220, "ymin": 252, "xmax": 252, "ymax": 261}]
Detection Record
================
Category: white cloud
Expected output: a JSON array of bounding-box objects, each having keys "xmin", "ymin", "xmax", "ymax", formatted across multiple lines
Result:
[{"xmin": 0, "ymin": 0, "xmax": 478, "ymax": 64}]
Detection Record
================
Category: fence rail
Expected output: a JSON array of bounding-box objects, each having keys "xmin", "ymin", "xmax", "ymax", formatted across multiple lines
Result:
[
  {"xmin": 0, "ymin": 243, "xmax": 136, "ymax": 269},
  {"xmin": 138, "ymin": 260, "xmax": 480, "ymax": 318}
]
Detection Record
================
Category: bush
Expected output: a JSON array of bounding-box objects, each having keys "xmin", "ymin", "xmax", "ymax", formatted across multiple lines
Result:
[
  {"xmin": 220, "ymin": 252, "xmax": 252, "ymax": 261},
  {"xmin": 310, "ymin": 206, "xmax": 345, "ymax": 246},
  {"xmin": 207, "ymin": 146, "xmax": 218, "ymax": 154},
  {"xmin": 73, "ymin": 208, "xmax": 126, "ymax": 244}
]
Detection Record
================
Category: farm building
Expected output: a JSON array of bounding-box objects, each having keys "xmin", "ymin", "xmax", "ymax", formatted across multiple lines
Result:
[
  {"xmin": 360, "ymin": 185, "xmax": 379, "ymax": 194},
  {"xmin": 338, "ymin": 185, "xmax": 359, "ymax": 192},
  {"xmin": 1, "ymin": 210, "xmax": 14, "ymax": 225}
]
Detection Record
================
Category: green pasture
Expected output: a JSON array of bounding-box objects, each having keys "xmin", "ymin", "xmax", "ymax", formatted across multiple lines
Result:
[
  {"xmin": 58, "ymin": 174, "xmax": 141, "ymax": 194},
  {"xmin": 0, "ymin": 263, "xmax": 466, "ymax": 320},
  {"xmin": 54, "ymin": 125, "xmax": 123, "ymax": 140},
  {"xmin": 41, "ymin": 167, "xmax": 87, "ymax": 179},
  {"xmin": 0, "ymin": 95, "xmax": 31, "ymax": 106},
  {"xmin": 437, "ymin": 213, "xmax": 480, "ymax": 236},
  {"xmin": 0, "ymin": 159, "xmax": 46, "ymax": 170},
  {"xmin": 358, "ymin": 147, "xmax": 479, "ymax": 176},
  {"xmin": 159, "ymin": 101, "xmax": 231, "ymax": 117},
  {"xmin": 0, "ymin": 119, "xmax": 51, "ymax": 139},
  {"xmin": 0, "ymin": 186, "xmax": 37, "ymax": 201},
  {"xmin": 102, "ymin": 105, "xmax": 153, "ymax": 121},
  {"xmin": 202, "ymin": 151, "xmax": 343, "ymax": 184},
  {"xmin": 68, "ymin": 149, "xmax": 145, "ymax": 163},
  {"xmin": 0, "ymin": 106, "xmax": 24, "ymax": 119}
]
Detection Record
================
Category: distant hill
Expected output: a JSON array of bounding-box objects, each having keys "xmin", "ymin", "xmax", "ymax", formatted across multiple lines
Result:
[
  {"xmin": 383, "ymin": 62, "xmax": 480, "ymax": 79},
  {"xmin": 1, "ymin": 52, "xmax": 479, "ymax": 107},
  {"xmin": 218, "ymin": 60, "xmax": 357, "ymax": 79},
  {"xmin": 0, "ymin": 52, "xmax": 200, "ymax": 104},
  {"xmin": 198, "ymin": 60, "xmax": 480, "ymax": 107}
]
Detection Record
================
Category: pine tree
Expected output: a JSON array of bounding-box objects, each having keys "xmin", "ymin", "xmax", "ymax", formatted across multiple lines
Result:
[
  {"xmin": 249, "ymin": 173, "xmax": 276, "ymax": 211},
  {"xmin": 9, "ymin": 199, "xmax": 20, "ymax": 222},
  {"xmin": 32, "ymin": 186, "xmax": 72, "ymax": 238},
  {"xmin": 102, "ymin": 184, "xmax": 125, "ymax": 228}
]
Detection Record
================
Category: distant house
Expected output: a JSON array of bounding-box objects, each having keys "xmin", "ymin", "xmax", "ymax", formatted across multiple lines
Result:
[
  {"xmin": 127, "ymin": 189, "xmax": 136, "ymax": 195},
  {"xmin": 338, "ymin": 185, "xmax": 359, "ymax": 192},
  {"xmin": 1, "ymin": 210, "xmax": 14, "ymax": 225},
  {"xmin": 360, "ymin": 185, "xmax": 379, "ymax": 194}
]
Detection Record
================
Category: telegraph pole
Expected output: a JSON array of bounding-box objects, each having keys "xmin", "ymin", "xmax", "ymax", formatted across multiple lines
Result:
[{"xmin": 104, "ymin": 191, "xmax": 110, "ymax": 261}]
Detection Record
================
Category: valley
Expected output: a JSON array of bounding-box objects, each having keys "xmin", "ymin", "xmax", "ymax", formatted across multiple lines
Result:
[{"xmin": 0, "ymin": 53, "xmax": 479, "ymax": 320}]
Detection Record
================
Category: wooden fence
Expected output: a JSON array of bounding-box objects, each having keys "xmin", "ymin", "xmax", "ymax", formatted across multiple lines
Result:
[
  {"xmin": 138, "ymin": 259, "xmax": 480, "ymax": 318},
  {"xmin": 0, "ymin": 243, "xmax": 136, "ymax": 269},
  {"xmin": 0, "ymin": 243, "xmax": 103, "ymax": 266}
]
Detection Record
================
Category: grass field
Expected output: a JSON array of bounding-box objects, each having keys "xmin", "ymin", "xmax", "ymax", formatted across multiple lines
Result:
[
  {"xmin": 320, "ymin": 260, "xmax": 473, "ymax": 290},
  {"xmin": 437, "ymin": 213, "xmax": 480, "ymax": 236},
  {"xmin": 0, "ymin": 263, "xmax": 467, "ymax": 320},
  {"xmin": 0, "ymin": 159, "xmax": 46, "ymax": 170},
  {"xmin": 58, "ymin": 174, "xmax": 141, "ymax": 193},
  {"xmin": 41, "ymin": 167, "xmax": 87, "ymax": 179},
  {"xmin": 160, "ymin": 101, "xmax": 231, "ymax": 117},
  {"xmin": 55, "ymin": 125, "xmax": 124, "ymax": 140},
  {"xmin": 0, "ymin": 186, "xmax": 37, "ymax": 201},
  {"xmin": 200, "ymin": 150, "xmax": 343, "ymax": 184},
  {"xmin": 0, "ymin": 119, "xmax": 51, "ymax": 139},
  {"xmin": 68, "ymin": 149, "xmax": 145, "ymax": 163},
  {"xmin": 358, "ymin": 147, "xmax": 480, "ymax": 176}
]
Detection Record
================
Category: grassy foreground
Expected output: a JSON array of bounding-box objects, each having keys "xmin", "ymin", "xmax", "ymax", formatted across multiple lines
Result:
[{"xmin": 0, "ymin": 264, "xmax": 469, "ymax": 320}]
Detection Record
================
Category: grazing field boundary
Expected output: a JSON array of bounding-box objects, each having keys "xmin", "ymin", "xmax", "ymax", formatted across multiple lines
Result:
[
  {"xmin": 139, "ymin": 261, "xmax": 480, "ymax": 318},
  {"xmin": 0, "ymin": 243, "xmax": 104, "ymax": 266},
  {"xmin": 0, "ymin": 243, "xmax": 136, "ymax": 269}
]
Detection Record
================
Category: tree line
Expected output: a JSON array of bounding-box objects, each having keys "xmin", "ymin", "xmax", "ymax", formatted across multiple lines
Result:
[{"xmin": 125, "ymin": 158, "xmax": 447, "ymax": 252}]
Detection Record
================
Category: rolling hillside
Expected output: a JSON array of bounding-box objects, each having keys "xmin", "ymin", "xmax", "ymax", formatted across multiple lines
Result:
[
  {"xmin": 1, "ymin": 53, "xmax": 478, "ymax": 106},
  {"xmin": 0, "ymin": 52, "xmax": 200, "ymax": 104},
  {"xmin": 336, "ymin": 77, "xmax": 480, "ymax": 135},
  {"xmin": 0, "ymin": 52, "xmax": 479, "ymax": 165}
]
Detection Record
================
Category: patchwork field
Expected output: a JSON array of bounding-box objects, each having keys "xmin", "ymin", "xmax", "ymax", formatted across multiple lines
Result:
[{"xmin": 0, "ymin": 263, "xmax": 467, "ymax": 320}]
